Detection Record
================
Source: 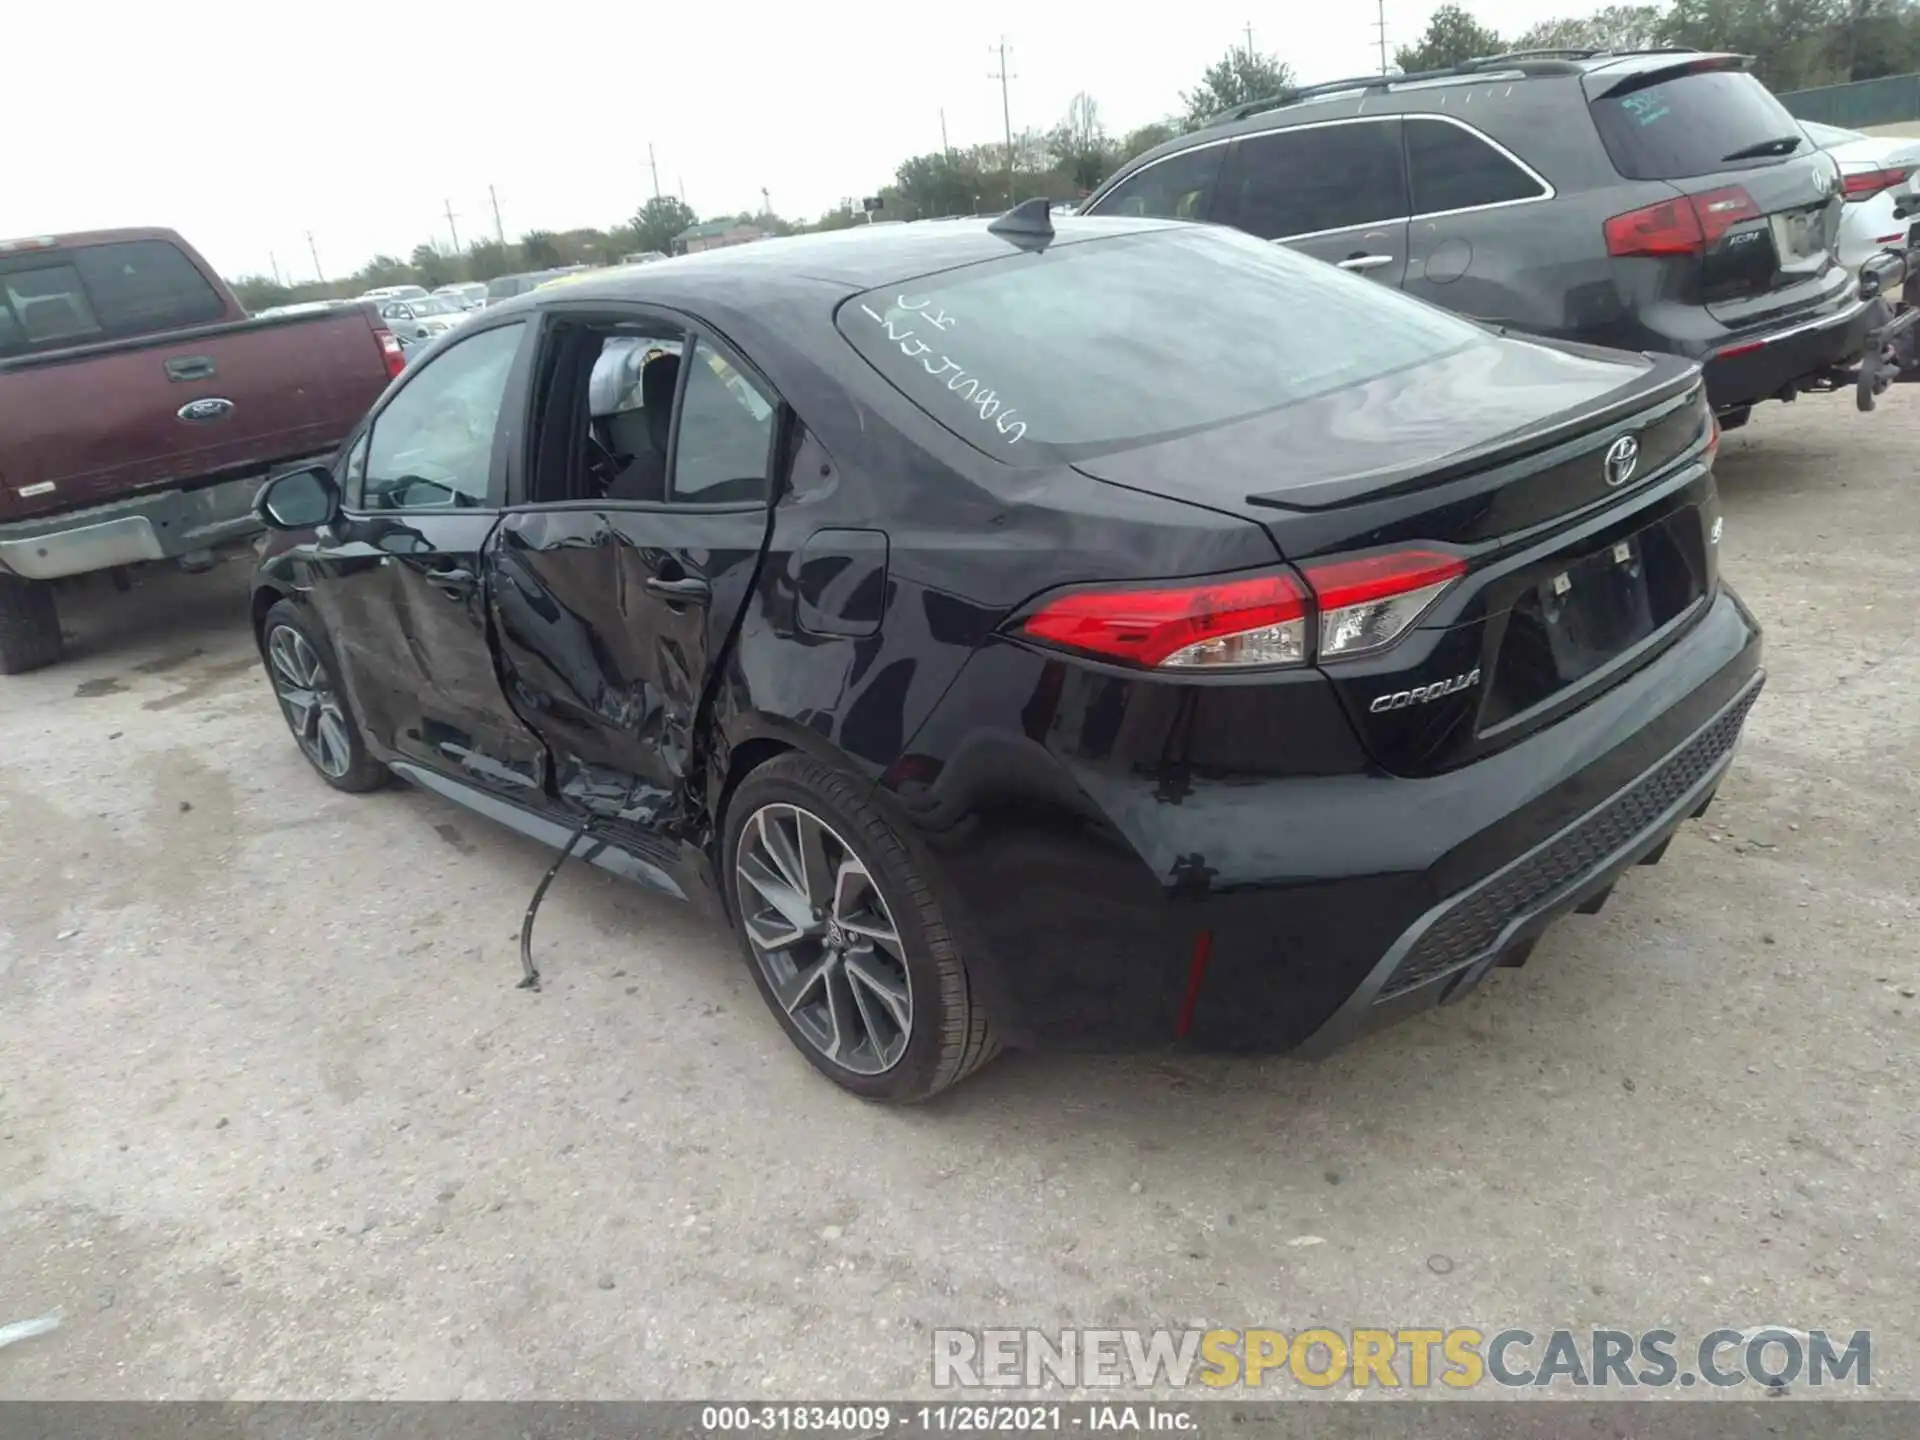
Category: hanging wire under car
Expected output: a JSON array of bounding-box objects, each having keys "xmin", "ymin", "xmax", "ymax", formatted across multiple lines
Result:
[{"xmin": 516, "ymin": 818, "xmax": 603, "ymax": 991}]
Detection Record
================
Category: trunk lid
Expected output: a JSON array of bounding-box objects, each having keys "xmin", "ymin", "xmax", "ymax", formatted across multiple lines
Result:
[
  {"xmin": 1585, "ymin": 58, "xmax": 1849, "ymax": 328},
  {"xmin": 1074, "ymin": 336, "xmax": 1719, "ymax": 776}
]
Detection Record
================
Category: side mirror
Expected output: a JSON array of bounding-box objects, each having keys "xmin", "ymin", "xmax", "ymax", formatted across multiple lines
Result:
[{"xmin": 255, "ymin": 465, "xmax": 339, "ymax": 531}]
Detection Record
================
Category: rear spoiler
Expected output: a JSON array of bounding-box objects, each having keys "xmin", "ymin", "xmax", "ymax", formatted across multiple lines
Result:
[{"xmin": 1584, "ymin": 52, "xmax": 1751, "ymax": 101}]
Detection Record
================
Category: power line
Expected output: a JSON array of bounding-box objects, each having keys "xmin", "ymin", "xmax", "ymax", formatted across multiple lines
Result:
[{"xmin": 988, "ymin": 36, "xmax": 1017, "ymax": 207}]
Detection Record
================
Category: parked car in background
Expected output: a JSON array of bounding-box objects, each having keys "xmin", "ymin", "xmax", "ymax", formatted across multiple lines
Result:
[
  {"xmin": 483, "ymin": 269, "xmax": 573, "ymax": 306},
  {"xmin": 0, "ymin": 227, "xmax": 403, "ymax": 672},
  {"xmin": 359, "ymin": 284, "xmax": 429, "ymax": 302},
  {"xmin": 253, "ymin": 300, "xmax": 351, "ymax": 320},
  {"xmin": 1797, "ymin": 119, "xmax": 1920, "ymax": 279},
  {"xmin": 248, "ymin": 215, "xmax": 1759, "ymax": 1101},
  {"xmin": 376, "ymin": 294, "xmax": 468, "ymax": 342},
  {"xmin": 433, "ymin": 281, "xmax": 488, "ymax": 310},
  {"xmin": 1085, "ymin": 49, "xmax": 1907, "ymax": 431},
  {"xmin": 620, "ymin": 251, "xmax": 668, "ymax": 265}
]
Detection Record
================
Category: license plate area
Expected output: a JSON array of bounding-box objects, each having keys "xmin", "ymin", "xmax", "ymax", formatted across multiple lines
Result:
[
  {"xmin": 1483, "ymin": 509, "xmax": 1708, "ymax": 727},
  {"xmin": 1771, "ymin": 208, "xmax": 1825, "ymax": 265}
]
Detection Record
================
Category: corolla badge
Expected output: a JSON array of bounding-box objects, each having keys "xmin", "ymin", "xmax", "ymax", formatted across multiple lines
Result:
[
  {"xmin": 1369, "ymin": 667, "xmax": 1481, "ymax": 713},
  {"xmin": 1604, "ymin": 434, "xmax": 1641, "ymax": 488},
  {"xmin": 177, "ymin": 397, "xmax": 235, "ymax": 423}
]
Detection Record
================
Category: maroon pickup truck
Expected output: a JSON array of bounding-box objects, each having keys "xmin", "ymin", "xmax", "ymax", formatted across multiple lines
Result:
[{"xmin": 0, "ymin": 227, "xmax": 403, "ymax": 672}]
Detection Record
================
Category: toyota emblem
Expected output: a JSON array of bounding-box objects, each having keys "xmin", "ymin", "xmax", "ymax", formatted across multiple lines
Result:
[{"xmin": 1604, "ymin": 434, "xmax": 1641, "ymax": 488}]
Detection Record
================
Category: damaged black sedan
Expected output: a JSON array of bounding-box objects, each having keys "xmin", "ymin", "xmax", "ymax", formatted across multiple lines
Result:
[{"xmin": 251, "ymin": 210, "xmax": 1763, "ymax": 1101}]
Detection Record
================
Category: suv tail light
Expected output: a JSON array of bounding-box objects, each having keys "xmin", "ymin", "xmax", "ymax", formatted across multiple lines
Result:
[
  {"xmin": 374, "ymin": 326, "xmax": 407, "ymax": 378},
  {"xmin": 1842, "ymin": 166, "xmax": 1914, "ymax": 201},
  {"xmin": 1012, "ymin": 548, "xmax": 1466, "ymax": 672},
  {"xmin": 1604, "ymin": 186, "xmax": 1761, "ymax": 257}
]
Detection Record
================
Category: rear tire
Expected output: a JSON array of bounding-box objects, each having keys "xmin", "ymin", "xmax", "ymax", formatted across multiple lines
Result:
[
  {"xmin": 260, "ymin": 599, "xmax": 388, "ymax": 793},
  {"xmin": 723, "ymin": 752, "xmax": 998, "ymax": 1103},
  {"xmin": 0, "ymin": 574, "xmax": 63, "ymax": 675}
]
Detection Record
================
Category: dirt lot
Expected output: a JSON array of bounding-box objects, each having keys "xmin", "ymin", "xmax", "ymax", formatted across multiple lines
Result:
[{"xmin": 1, "ymin": 395, "xmax": 1917, "ymax": 1401}]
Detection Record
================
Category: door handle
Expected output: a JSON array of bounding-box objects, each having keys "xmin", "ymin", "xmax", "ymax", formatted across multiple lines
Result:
[
  {"xmin": 164, "ymin": 355, "xmax": 216, "ymax": 381},
  {"xmin": 425, "ymin": 564, "xmax": 475, "ymax": 592},
  {"xmin": 1338, "ymin": 254, "xmax": 1396, "ymax": 272},
  {"xmin": 645, "ymin": 575, "xmax": 711, "ymax": 604}
]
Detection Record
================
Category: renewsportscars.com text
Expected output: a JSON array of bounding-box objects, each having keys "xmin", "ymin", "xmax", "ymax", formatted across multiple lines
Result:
[{"xmin": 932, "ymin": 1326, "xmax": 1871, "ymax": 1391}]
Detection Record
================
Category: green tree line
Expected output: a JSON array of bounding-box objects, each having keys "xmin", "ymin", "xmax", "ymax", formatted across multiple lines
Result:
[{"xmin": 230, "ymin": 0, "xmax": 1920, "ymax": 311}]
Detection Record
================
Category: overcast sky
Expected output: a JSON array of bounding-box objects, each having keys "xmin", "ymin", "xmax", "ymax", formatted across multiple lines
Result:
[{"xmin": 12, "ymin": 0, "xmax": 1614, "ymax": 282}]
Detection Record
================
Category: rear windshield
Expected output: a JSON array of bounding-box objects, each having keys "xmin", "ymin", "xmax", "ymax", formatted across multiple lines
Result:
[
  {"xmin": 835, "ymin": 226, "xmax": 1485, "ymax": 465},
  {"xmin": 0, "ymin": 239, "xmax": 225, "ymax": 357},
  {"xmin": 1590, "ymin": 69, "xmax": 1805, "ymax": 180}
]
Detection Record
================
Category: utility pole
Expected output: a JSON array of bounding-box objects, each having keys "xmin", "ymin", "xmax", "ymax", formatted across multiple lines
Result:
[
  {"xmin": 1375, "ymin": 0, "xmax": 1389, "ymax": 74},
  {"xmin": 1244, "ymin": 20, "xmax": 1255, "ymax": 61},
  {"xmin": 306, "ymin": 230, "xmax": 324, "ymax": 284},
  {"xmin": 443, "ymin": 198, "xmax": 461, "ymax": 254},
  {"xmin": 761, "ymin": 186, "xmax": 772, "ymax": 218},
  {"xmin": 489, "ymin": 184, "xmax": 505, "ymax": 244},
  {"xmin": 988, "ymin": 36, "xmax": 1016, "ymax": 207},
  {"xmin": 940, "ymin": 107, "xmax": 951, "ymax": 156},
  {"xmin": 268, "ymin": 250, "xmax": 282, "ymax": 286},
  {"xmin": 649, "ymin": 143, "xmax": 662, "ymax": 201},
  {"xmin": 679, "ymin": 176, "xmax": 687, "ymax": 205}
]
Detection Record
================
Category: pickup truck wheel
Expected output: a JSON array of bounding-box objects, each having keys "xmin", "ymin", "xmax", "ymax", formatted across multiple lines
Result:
[
  {"xmin": 723, "ymin": 752, "xmax": 999, "ymax": 1104},
  {"xmin": 0, "ymin": 574, "xmax": 63, "ymax": 675},
  {"xmin": 261, "ymin": 600, "xmax": 387, "ymax": 792}
]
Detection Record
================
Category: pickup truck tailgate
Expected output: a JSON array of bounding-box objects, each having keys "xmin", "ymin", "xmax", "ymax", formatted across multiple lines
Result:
[{"xmin": 0, "ymin": 308, "xmax": 392, "ymax": 521}]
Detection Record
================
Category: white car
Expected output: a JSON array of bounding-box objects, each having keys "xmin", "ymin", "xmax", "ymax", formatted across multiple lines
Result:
[
  {"xmin": 375, "ymin": 293, "xmax": 468, "ymax": 342},
  {"xmin": 1799, "ymin": 120, "xmax": 1920, "ymax": 278},
  {"xmin": 358, "ymin": 284, "xmax": 430, "ymax": 302},
  {"xmin": 432, "ymin": 281, "xmax": 488, "ymax": 310}
]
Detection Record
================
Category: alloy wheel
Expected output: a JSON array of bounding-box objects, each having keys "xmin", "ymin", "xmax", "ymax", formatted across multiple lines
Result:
[
  {"xmin": 265, "ymin": 624, "xmax": 353, "ymax": 780},
  {"xmin": 736, "ymin": 802, "xmax": 913, "ymax": 1075}
]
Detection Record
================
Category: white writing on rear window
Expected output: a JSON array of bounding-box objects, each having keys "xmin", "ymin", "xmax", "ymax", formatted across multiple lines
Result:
[{"xmin": 856, "ymin": 296, "xmax": 1028, "ymax": 445}]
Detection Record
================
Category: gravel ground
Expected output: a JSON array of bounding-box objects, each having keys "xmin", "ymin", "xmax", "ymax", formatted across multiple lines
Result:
[{"xmin": 1, "ymin": 394, "xmax": 1917, "ymax": 1402}]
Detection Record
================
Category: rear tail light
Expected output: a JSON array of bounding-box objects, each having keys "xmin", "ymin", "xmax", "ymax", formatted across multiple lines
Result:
[
  {"xmin": 374, "ymin": 326, "xmax": 406, "ymax": 378},
  {"xmin": 1843, "ymin": 166, "xmax": 1914, "ymax": 202},
  {"xmin": 1016, "ymin": 572, "xmax": 1308, "ymax": 670},
  {"xmin": 1300, "ymin": 549, "xmax": 1467, "ymax": 660},
  {"xmin": 1604, "ymin": 186, "xmax": 1761, "ymax": 257},
  {"xmin": 1012, "ymin": 548, "xmax": 1465, "ymax": 672}
]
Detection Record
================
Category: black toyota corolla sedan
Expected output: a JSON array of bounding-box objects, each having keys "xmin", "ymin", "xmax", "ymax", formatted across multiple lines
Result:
[{"xmin": 250, "ymin": 208, "xmax": 1762, "ymax": 1101}]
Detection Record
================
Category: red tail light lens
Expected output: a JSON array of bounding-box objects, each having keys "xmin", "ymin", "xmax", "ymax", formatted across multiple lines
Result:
[
  {"xmin": 1017, "ymin": 572, "xmax": 1308, "ymax": 670},
  {"xmin": 1843, "ymin": 166, "xmax": 1914, "ymax": 201},
  {"xmin": 1604, "ymin": 186, "xmax": 1760, "ymax": 257},
  {"xmin": 1301, "ymin": 549, "xmax": 1467, "ymax": 660},
  {"xmin": 374, "ymin": 327, "xmax": 406, "ymax": 378},
  {"xmin": 1013, "ymin": 549, "xmax": 1466, "ymax": 671}
]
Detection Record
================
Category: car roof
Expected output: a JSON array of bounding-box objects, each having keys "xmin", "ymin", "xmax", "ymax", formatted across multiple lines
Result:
[{"xmin": 490, "ymin": 215, "xmax": 1184, "ymax": 313}]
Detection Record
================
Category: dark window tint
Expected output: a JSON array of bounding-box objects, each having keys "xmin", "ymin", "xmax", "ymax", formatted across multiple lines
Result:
[
  {"xmin": 1226, "ymin": 121, "xmax": 1407, "ymax": 239},
  {"xmin": 1590, "ymin": 70, "xmax": 1804, "ymax": 180},
  {"xmin": 1090, "ymin": 143, "xmax": 1227, "ymax": 222},
  {"xmin": 71, "ymin": 241, "xmax": 225, "ymax": 334},
  {"xmin": 671, "ymin": 339, "xmax": 776, "ymax": 503},
  {"xmin": 837, "ymin": 226, "xmax": 1484, "ymax": 466},
  {"xmin": 363, "ymin": 323, "xmax": 523, "ymax": 510},
  {"xmin": 1406, "ymin": 119, "xmax": 1547, "ymax": 214}
]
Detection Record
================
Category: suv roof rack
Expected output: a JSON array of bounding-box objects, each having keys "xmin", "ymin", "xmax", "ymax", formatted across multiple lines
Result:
[{"xmin": 1207, "ymin": 46, "xmax": 1705, "ymax": 127}]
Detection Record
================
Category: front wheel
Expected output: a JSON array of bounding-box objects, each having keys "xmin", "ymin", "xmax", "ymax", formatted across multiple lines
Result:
[
  {"xmin": 723, "ymin": 753, "xmax": 997, "ymax": 1103},
  {"xmin": 260, "ymin": 599, "xmax": 387, "ymax": 792}
]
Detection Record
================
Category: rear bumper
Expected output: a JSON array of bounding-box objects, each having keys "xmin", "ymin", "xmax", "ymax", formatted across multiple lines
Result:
[
  {"xmin": 1699, "ymin": 294, "xmax": 1874, "ymax": 411},
  {"xmin": 888, "ymin": 585, "xmax": 1763, "ymax": 1054},
  {"xmin": 0, "ymin": 466, "xmax": 313, "ymax": 581}
]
